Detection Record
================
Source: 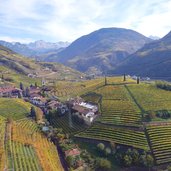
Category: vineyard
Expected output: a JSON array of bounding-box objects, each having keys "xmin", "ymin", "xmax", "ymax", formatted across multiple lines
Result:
[
  {"xmin": 0, "ymin": 98, "xmax": 33, "ymax": 120},
  {"xmin": 127, "ymin": 84, "xmax": 171, "ymax": 112},
  {"xmin": 93, "ymin": 85, "xmax": 142, "ymax": 126},
  {"xmin": 51, "ymin": 78, "xmax": 105, "ymax": 98},
  {"xmin": 100, "ymin": 99, "xmax": 141, "ymax": 126},
  {"xmin": 0, "ymin": 116, "xmax": 5, "ymax": 171},
  {"xmin": 82, "ymin": 92, "xmax": 102, "ymax": 104},
  {"xmin": 49, "ymin": 113, "xmax": 88, "ymax": 134},
  {"xmin": 10, "ymin": 119, "xmax": 63, "ymax": 171},
  {"xmin": 0, "ymin": 97, "xmax": 63, "ymax": 171},
  {"xmin": 75, "ymin": 123, "xmax": 149, "ymax": 151},
  {"xmin": 106, "ymin": 76, "xmax": 136, "ymax": 85},
  {"xmin": 146, "ymin": 124, "xmax": 171, "ymax": 165}
]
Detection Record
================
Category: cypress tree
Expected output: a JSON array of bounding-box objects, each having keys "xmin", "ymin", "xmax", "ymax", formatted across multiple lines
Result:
[
  {"xmin": 20, "ymin": 82, "xmax": 24, "ymax": 90},
  {"xmin": 137, "ymin": 77, "xmax": 140, "ymax": 84},
  {"xmin": 123, "ymin": 74, "xmax": 126, "ymax": 81}
]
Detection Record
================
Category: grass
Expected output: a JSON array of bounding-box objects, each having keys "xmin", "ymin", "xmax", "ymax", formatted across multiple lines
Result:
[
  {"xmin": 0, "ymin": 98, "xmax": 33, "ymax": 120},
  {"xmin": 127, "ymin": 83, "xmax": 171, "ymax": 121},
  {"xmin": 75, "ymin": 139, "xmax": 121, "ymax": 171}
]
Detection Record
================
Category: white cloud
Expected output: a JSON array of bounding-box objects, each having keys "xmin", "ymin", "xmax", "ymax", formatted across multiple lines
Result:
[
  {"xmin": 0, "ymin": 36, "xmax": 34, "ymax": 43},
  {"xmin": 0, "ymin": 0, "xmax": 171, "ymax": 42}
]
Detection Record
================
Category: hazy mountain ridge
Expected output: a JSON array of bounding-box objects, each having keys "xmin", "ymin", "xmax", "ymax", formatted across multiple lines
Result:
[
  {"xmin": 0, "ymin": 44, "xmax": 84, "ymax": 82},
  {"xmin": 0, "ymin": 40, "xmax": 70, "ymax": 58},
  {"xmin": 46, "ymin": 27, "xmax": 152, "ymax": 74},
  {"xmin": 112, "ymin": 30, "xmax": 171, "ymax": 79}
]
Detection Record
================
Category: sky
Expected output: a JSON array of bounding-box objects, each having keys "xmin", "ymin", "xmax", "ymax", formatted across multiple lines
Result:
[{"xmin": 0, "ymin": 0, "xmax": 171, "ymax": 43}]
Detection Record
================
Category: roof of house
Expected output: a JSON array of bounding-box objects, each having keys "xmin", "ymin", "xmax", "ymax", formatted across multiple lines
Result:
[
  {"xmin": 65, "ymin": 148, "xmax": 81, "ymax": 157},
  {"xmin": 72, "ymin": 104, "xmax": 89, "ymax": 114},
  {"xmin": 30, "ymin": 87, "xmax": 40, "ymax": 94},
  {"xmin": 0, "ymin": 86, "xmax": 21, "ymax": 94},
  {"xmin": 30, "ymin": 93, "xmax": 42, "ymax": 98}
]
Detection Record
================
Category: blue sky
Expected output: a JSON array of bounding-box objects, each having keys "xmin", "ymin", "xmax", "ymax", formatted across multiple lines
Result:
[{"xmin": 0, "ymin": 0, "xmax": 171, "ymax": 43}]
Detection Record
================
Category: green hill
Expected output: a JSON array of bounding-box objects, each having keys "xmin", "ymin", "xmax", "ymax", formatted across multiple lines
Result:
[
  {"xmin": 0, "ymin": 45, "xmax": 84, "ymax": 86},
  {"xmin": 43, "ymin": 28, "xmax": 152, "ymax": 75},
  {"xmin": 113, "ymin": 30, "xmax": 171, "ymax": 79}
]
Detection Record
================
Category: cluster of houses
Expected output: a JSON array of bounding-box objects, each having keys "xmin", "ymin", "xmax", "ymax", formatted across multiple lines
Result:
[
  {"xmin": 0, "ymin": 85, "xmax": 22, "ymax": 98},
  {"xmin": 0, "ymin": 82, "xmax": 99, "ymax": 126},
  {"xmin": 68, "ymin": 97, "xmax": 99, "ymax": 125}
]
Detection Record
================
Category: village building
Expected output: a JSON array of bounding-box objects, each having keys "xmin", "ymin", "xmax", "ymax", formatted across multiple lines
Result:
[
  {"xmin": 65, "ymin": 148, "xmax": 81, "ymax": 158},
  {"xmin": 29, "ymin": 86, "xmax": 47, "ymax": 107},
  {"xmin": 70, "ymin": 98, "xmax": 99, "ymax": 125},
  {"xmin": 0, "ymin": 86, "xmax": 22, "ymax": 98}
]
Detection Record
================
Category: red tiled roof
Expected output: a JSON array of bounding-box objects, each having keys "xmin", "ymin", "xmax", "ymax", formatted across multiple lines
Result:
[
  {"xmin": 0, "ymin": 86, "xmax": 21, "ymax": 93},
  {"xmin": 65, "ymin": 148, "xmax": 80, "ymax": 157},
  {"xmin": 72, "ymin": 104, "xmax": 90, "ymax": 115}
]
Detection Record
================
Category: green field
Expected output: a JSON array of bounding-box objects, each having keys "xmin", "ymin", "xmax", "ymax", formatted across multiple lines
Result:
[
  {"xmin": 76, "ymin": 123, "xmax": 149, "ymax": 151},
  {"xmin": 127, "ymin": 83, "xmax": 171, "ymax": 113},
  {"xmin": 49, "ymin": 113, "xmax": 88, "ymax": 134},
  {"xmin": 0, "ymin": 98, "xmax": 33, "ymax": 120}
]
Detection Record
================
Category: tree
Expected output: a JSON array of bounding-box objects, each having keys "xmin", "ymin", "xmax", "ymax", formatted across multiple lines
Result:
[
  {"xmin": 123, "ymin": 154, "xmax": 132, "ymax": 166},
  {"xmin": 66, "ymin": 156, "xmax": 75, "ymax": 167},
  {"xmin": 123, "ymin": 74, "xmax": 126, "ymax": 81},
  {"xmin": 1, "ymin": 74, "xmax": 4, "ymax": 80},
  {"xmin": 146, "ymin": 155, "xmax": 154, "ymax": 169},
  {"xmin": 20, "ymin": 82, "xmax": 24, "ymax": 90},
  {"xmin": 30, "ymin": 106, "xmax": 36, "ymax": 117},
  {"xmin": 105, "ymin": 147, "xmax": 111, "ymax": 156},
  {"xmin": 110, "ymin": 141, "xmax": 116, "ymax": 154},
  {"xmin": 105, "ymin": 76, "xmax": 107, "ymax": 85},
  {"xmin": 137, "ymin": 77, "xmax": 140, "ymax": 84},
  {"xmin": 95, "ymin": 158, "xmax": 111, "ymax": 171},
  {"xmin": 25, "ymin": 87, "xmax": 30, "ymax": 97},
  {"xmin": 131, "ymin": 149, "xmax": 140, "ymax": 165},
  {"xmin": 18, "ymin": 92, "xmax": 22, "ymax": 98},
  {"xmin": 97, "ymin": 143, "xmax": 105, "ymax": 151},
  {"xmin": 167, "ymin": 165, "xmax": 171, "ymax": 171},
  {"xmin": 35, "ymin": 82, "xmax": 38, "ymax": 87}
]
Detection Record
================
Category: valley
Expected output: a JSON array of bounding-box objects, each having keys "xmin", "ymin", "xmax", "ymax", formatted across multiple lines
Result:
[{"xmin": 1, "ymin": 27, "xmax": 171, "ymax": 171}]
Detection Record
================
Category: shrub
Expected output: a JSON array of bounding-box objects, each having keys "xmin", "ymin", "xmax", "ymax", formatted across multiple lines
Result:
[{"xmin": 97, "ymin": 143, "xmax": 105, "ymax": 151}]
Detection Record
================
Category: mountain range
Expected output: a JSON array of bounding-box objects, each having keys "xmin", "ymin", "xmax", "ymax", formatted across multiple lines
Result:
[
  {"xmin": 112, "ymin": 30, "xmax": 171, "ymax": 79},
  {"xmin": 0, "ymin": 44, "xmax": 84, "ymax": 86},
  {"xmin": 1, "ymin": 27, "xmax": 171, "ymax": 80},
  {"xmin": 0, "ymin": 40, "xmax": 70, "ymax": 58},
  {"xmin": 45, "ymin": 28, "xmax": 152, "ymax": 75}
]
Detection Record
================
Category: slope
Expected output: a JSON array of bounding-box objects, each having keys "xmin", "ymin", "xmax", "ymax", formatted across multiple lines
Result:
[
  {"xmin": 0, "ymin": 40, "xmax": 69, "ymax": 58},
  {"xmin": 47, "ymin": 27, "xmax": 152, "ymax": 74},
  {"xmin": 113, "ymin": 30, "xmax": 171, "ymax": 79},
  {"xmin": 0, "ymin": 45, "xmax": 84, "ymax": 86}
]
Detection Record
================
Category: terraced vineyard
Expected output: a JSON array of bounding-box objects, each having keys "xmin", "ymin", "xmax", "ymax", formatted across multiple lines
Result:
[
  {"xmin": 100, "ymin": 99, "xmax": 141, "ymax": 126},
  {"xmin": 76, "ymin": 123, "xmax": 149, "ymax": 151},
  {"xmin": 146, "ymin": 124, "xmax": 171, "ymax": 165},
  {"xmin": 52, "ymin": 78, "xmax": 104, "ymax": 98},
  {"xmin": 93, "ymin": 85, "xmax": 142, "ymax": 126},
  {"xmin": 0, "ymin": 97, "xmax": 63, "ymax": 171},
  {"xmin": 0, "ymin": 116, "xmax": 6, "ymax": 171},
  {"xmin": 127, "ymin": 84, "xmax": 171, "ymax": 112},
  {"xmin": 50, "ymin": 114, "xmax": 88, "ymax": 134},
  {"xmin": 0, "ymin": 98, "xmax": 33, "ymax": 120},
  {"xmin": 106, "ymin": 76, "xmax": 136, "ymax": 85},
  {"xmin": 12, "ymin": 141, "xmax": 42, "ymax": 171},
  {"xmin": 82, "ymin": 93, "xmax": 101, "ymax": 104},
  {"xmin": 95, "ymin": 85, "xmax": 129, "ymax": 100},
  {"xmin": 11, "ymin": 119, "xmax": 63, "ymax": 171}
]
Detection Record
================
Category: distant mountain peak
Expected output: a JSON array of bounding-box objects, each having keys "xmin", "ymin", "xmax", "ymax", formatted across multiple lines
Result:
[
  {"xmin": 47, "ymin": 27, "xmax": 152, "ymax": 74},
  {"xmin": 0, "ymin": 39, "xmax": 70, "ymax": 58},
  {"xmin": 149, "ymin": 35, "xmax": 160, "ymax": 40}
]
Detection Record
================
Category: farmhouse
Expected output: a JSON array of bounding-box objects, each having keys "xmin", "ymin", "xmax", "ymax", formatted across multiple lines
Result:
[
  {"xmin": 0, "ymin": 86, "xmax": 22, "ymax": 98},
  {"xmin": 71, "ymin": 99, "xmax": 98, "ymax": 125},
  {"xmin": 47, "ymin": 100, "xmax": 60, "ymax": 109},
  {"xmin": 65, "ymin": 148, "xmax": 81, "ymax": 158}
]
